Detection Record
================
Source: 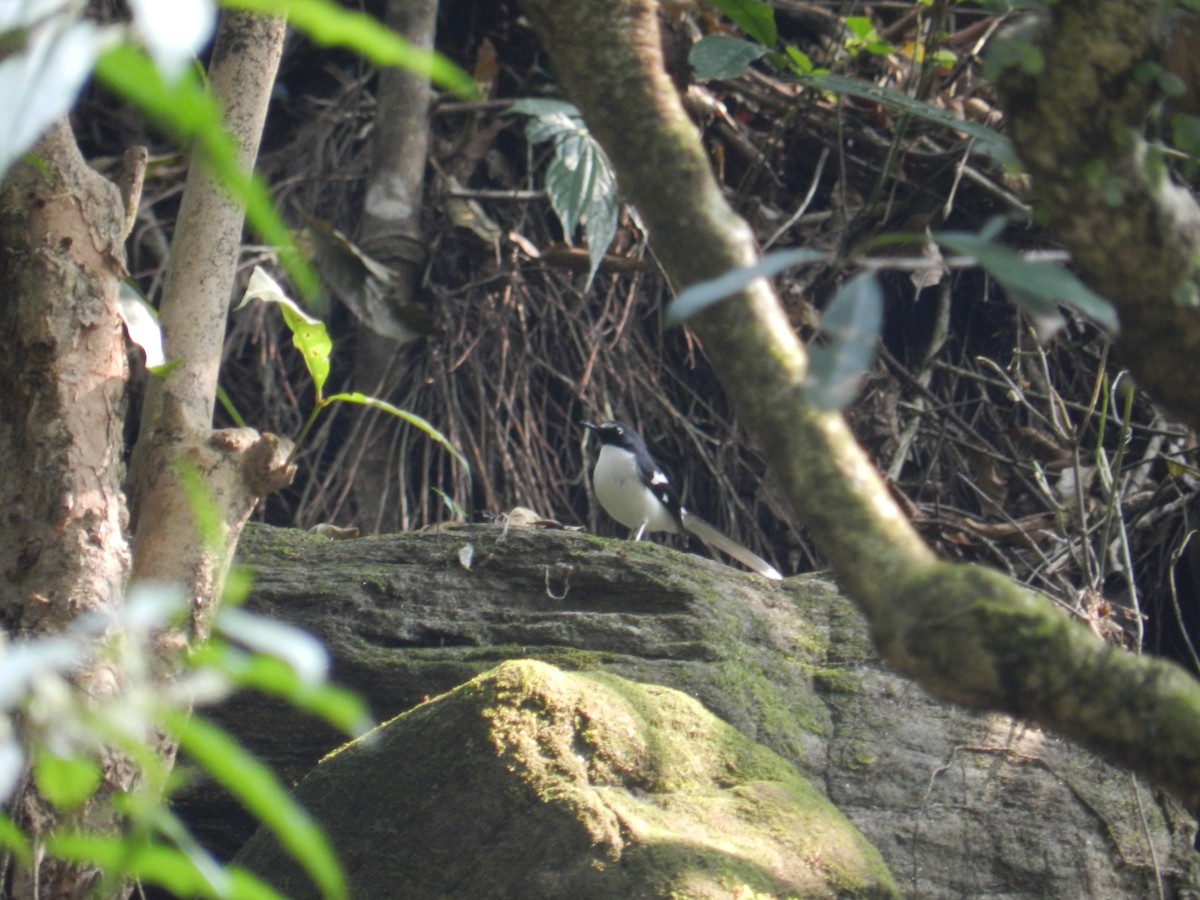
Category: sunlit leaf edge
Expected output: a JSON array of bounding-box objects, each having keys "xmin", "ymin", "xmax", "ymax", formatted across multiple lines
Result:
[
  {"xmin": 165, "ymin": 711, "xmax": 346, "ymax": 900},
  {"xmin": 665, "ymin": 248, "xmax": 829, "ymax": 325},
  {"xmin": 219, "ymin": 0, "xmax": 478, "ymax": 98}
]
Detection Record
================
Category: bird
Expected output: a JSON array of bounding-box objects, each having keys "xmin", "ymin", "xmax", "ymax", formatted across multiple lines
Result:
[{"xmin": 582, "ymin": 420, "xmax": 783, "ymax": 580}]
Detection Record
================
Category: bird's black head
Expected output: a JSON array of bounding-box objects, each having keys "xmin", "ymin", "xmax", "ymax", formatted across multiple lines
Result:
[{"xmin": 582, "ymin": 420, "xmax": 642, "ymax": 453}]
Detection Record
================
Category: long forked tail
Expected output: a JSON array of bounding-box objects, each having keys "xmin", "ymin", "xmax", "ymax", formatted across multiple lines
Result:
[{"xmin": 681, "ymin": 511, "xmax": 783, "ymax": 581}]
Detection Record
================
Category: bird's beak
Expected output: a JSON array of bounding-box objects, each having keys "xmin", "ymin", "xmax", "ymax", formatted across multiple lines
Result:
[{"xmin": 581, "ymin": 421, "xmax": 598, "ymax": 432}]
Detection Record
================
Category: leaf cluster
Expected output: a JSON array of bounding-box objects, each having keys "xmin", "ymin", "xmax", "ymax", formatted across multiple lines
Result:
[{"xmin": 0, "ymin": 584, "xmax": 371, "ymax": 898}]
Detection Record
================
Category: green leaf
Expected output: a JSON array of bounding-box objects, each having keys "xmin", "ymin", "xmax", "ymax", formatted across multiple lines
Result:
[
  {"xmin": 800, "ymin": 72, "xmax": 1014, "ymax": 163},
  {"xmin": 215, "ymin": 607, "xmax": 329, "ymax": 687},
  {"xmin": 149, "ymin": 359, "xmax": 185, "ymax": 380},
  {"xmin": 165, "ymin": 711, "xmax": 346, "ymax": 900},
  {"xmin": 323, "ymin": 392, "xmax": 471, "ymax": 478},
  {"xmin": 193, "ymin": 643, "xmax": 373, "ymax": 737},
  {"xmin": 933, "ymin": 230, "xmax": 1119, "ymax": 333},
  {"xmin": 665, "ymin": 248, "xmax": 829, "ymax": 325},
  {"xmin": 432, "ymin": 486, "xmax": 469, "ymax": 520},
  {"xmin": 49, "ymin": 832, "xmax": 288, "ymax": 900},
  {"xmin": 237, "ymin": 266, "xmax": 333, "ymax": 398},
  {"xmin": 704, "ymin": 0, "xmax": 777, "ymax": 47},
  {"xmin": 208, "ymin": 648, "xmax": 372, "ymax": 739},
  {"xmin": 94, "ymin": 44, "xmax": 321, "ymax": 298},
  {"xmin": 34, "ymin": 753, "xmax": 103, "ymax": 811},
  {"xmin": 219, "ymin": 0, "xmax": 478, "ymax": 99},
  {"xmin": 0, "ymin": 812, "xmax": 32, "ymax": 867},
  {"xmin": 804, "ymin": 273, "xmax": 883, "ymax": 411},
  {"xmin": 216, "ymin": 384, "xmax": 248, "ymax": 427},
  {"xmin": 509, "ymin": 100, "xmax": 621, "ymax": 287},
  {"xmin": 844, "ymin": 16, "xmax": 893, "ymax": 56},
  {"xmin": 784, "ymin": 46, "xmax": 815, "ymax": 76},
  {"xmin": 543, "ymin": 132, "xmax": 619, "ymax": 281},
  {"xmin": 221, "ymin": 565, "xmax": 256, "ymax": 608},
  {"xmin": 689, "ymin": 35, "xmax": 769, "ymax": 81}
]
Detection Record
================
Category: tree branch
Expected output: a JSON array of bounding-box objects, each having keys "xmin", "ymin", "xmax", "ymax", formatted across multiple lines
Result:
[
  {"xmin": 141, "ymin": 10, "xmax": 287, "ymax": 434},
  {"xmin": 128, "ymin": 11, "xmax": 294, "ymax": 632},
  {"xmin": 518, "ymin": 0, "xmax": 1200, "ymax": 804}
]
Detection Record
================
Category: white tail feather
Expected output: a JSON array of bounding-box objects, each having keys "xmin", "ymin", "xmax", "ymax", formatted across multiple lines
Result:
[{"xmin": 681, "ymin": 511, "xmax": 783, "ymax": 581}]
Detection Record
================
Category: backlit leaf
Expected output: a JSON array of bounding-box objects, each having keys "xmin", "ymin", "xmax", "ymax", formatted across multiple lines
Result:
[
  {"xmin": 934, "ymin": 230, "xmax": 1118, "ymax": 333},
  {"xmin": 665, "ymin": 247, "xmax": 828, "ymax": 325},
  {"xmin": 689, "ymin": 35, "xmax": 769, "ymax": 81},
  {"xmin": 804, "ymin": 272, "xmax": 883, "ymax": 411}
]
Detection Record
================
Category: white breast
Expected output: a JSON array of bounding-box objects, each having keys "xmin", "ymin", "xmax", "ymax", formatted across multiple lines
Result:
[{"xmin": 592, "ymin": 445, "xmax": 679, "ymax": 534}]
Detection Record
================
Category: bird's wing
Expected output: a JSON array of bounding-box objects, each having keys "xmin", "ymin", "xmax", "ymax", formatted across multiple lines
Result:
[{"xmin": 642, "ymin": 462, "xmax": 686, "ymax": 532}]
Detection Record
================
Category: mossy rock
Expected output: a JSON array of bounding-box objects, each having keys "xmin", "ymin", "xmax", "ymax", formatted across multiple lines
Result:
[{"xmin": 236, "ymin": 659, "xmax": 898, "ymax": 899}]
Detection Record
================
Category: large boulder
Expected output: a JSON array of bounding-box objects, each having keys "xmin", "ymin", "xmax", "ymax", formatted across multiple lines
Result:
[
  {"xmin": 174, "ymin": 524, "xmax": 1198, "ymax": 897},
  {"xmin": 235, "ymin": 659, "xmax": 898, "ymax": 898}
]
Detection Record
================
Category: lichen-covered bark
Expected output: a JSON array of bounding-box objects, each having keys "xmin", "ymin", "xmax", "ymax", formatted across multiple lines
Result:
[
  {"xmin": 994, "ymin": 1, "xmax": 1200, "ymax": 429},
  {"xmin": 0, "ymin": 120, "xmax": 133, "ymax": 900},
  {"xmin": 0, "ymin": 120, "xmax": 129, "ymax": 636},
  {"xmin": 517, "ymin": 0, "xmax": 1200, "ymax": 804}
]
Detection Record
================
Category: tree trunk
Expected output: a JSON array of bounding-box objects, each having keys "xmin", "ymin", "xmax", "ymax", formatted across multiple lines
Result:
[
  {"xmin": 0, "ymin": 119, "xmax": 133, "ymax": 899},
  {"xmin": 349, "ymin": 0, "xmax": 439, "ymax": 534},
  {"xmin": 0, "ymin": 11, "xmax": 294, "ymax": 897}
]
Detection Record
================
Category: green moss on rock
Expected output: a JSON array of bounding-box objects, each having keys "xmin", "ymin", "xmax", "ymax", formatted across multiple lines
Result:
[{"xmin": 239, "ymin": 660, "xmax": 898, "ymax": 899}]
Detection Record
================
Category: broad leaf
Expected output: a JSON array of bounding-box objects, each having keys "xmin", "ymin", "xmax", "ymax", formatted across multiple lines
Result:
[
  {"xmin": 48, "ymin": 832, "xmax": 287, "ymax": 900},
  {"xmin": 215, "ymin": 607, "xmax": 330, "ymax": 687},
  {"xmin": 237, "ymin": 267, "xmax": 333, "ymax": 396},
  {"xmin": 118, "ymin": 283, "xmax": 165, "ymax": 368},
  {"xmin": 34, "ymin": 753, "xmax": 103, "ymax": 811},
  {"xmin": 0, "ymin": 813, "xmax": 31, "ymax": 867},
  {"xmin": 0, "ymin": 638, "xmax": 87, "ymax": 710},
  {"xmin": 507, "ymin": 100, "xmax": 620, "ymax": 287},
  {"xmin": 805, "ymin": 273, "xmax": 883, "ymax": 411},
  {"xmin": 844, "ymin": 16, "xmax": 894, "ymax": 56},
  {"xmin": 934, "ymin": 231, "xmax": 1119, "ymax": 333},
  {"xmin": 665, "ymin": 247, "xmax": 828, "ymax": 325},
  {"xmin": 689, "ymin": 35, "xmax": 769, "ymax": 81},
  {"xmin": 128, "ymin": 0, "xmax": 215, "ymax": 78},
  {"xmin": 703, "ymin": 0, "xmax": 777, "ymax": 47},
  {"xmin": 0, "ymin": 17, "xmax": 101, "ymax": 178},
  {"xmin": 192, "ymin": 642, "xmax": 373, "ymax": 736}
]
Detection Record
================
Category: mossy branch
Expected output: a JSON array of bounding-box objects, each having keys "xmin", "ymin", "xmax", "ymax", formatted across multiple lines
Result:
[{"xmin": 518, "ymin": 0, "xmax": 1200, "ymax": 804}]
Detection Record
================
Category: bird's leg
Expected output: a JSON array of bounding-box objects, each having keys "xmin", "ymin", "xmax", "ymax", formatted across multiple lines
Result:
[{"xmin": 632, "ymin": 523, "xmax": 647, "ymax": 541}]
